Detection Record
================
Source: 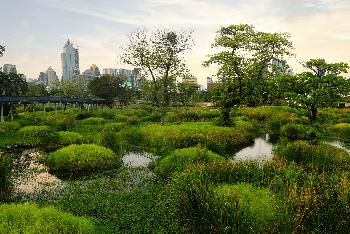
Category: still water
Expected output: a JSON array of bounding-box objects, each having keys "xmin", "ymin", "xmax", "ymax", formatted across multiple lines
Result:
[{"xmin": 234, "ymin": 134, "xmax": 274, "ymax": 161}]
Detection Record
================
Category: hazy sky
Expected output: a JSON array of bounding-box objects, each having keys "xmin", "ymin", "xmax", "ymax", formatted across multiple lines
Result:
[{"xmin": 1, "ymin": 0, "xmax": 349, "ymax": 86}]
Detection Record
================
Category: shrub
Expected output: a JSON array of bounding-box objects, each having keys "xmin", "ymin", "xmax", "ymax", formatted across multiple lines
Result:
[
  {"xmin": 41, "ymin": 113, "xmax": 76, "ymax": 131},
  {"xmin": 0, "ymin": 203, "xmax": 95, "ymax": 233},
  {"xmin": 329, "ymin": 123, "xmax": 350, "ymax": 141},
  {"xmin": 0, "ymin": 121, "xmax": 21, "ymax": 133},
  {"xmin": 58, "ymin": 131, "xmax": 83, "ymax": 145},
  {"xmin": 81, "ymin": 117, "xmax": 106, "ymax": 125},
  {"xmin": 102, "ymin": 122, "xmax": 126, "ymax": 132},
  {"xmin": 280, "ymin": 123, "xmax": 316, "ymax": 141},
  {"xmin": 99, "ymin": 129, "xmax": 122, "ymax": 154},
  {"xmin": 265, "ymin": 112, "xmax": 301, "ymax": 135},
  {"xmin": 156, "ymin": 147, "xmax": 225, "ymax": 177},
  {"xmin": 18, "ymin": 125, "xmax": 58, "ymax": 145},
  {"xmin": 115, "ymin": 114, "xmax": 128, "ymax": 122},
  {"xmin": 274, "ymin": 141, "xmax": 350, "ymax": 171},
  {"xmin": 45, "ymin": 144, "xmax": 120, "ymax": 174}
]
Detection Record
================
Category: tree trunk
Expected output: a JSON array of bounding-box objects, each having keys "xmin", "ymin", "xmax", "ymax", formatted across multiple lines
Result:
[
  {"xmin": 221, "ymin": 107, "xmax": 230, "ymax": 127},
  {"xmin": 309, "ymin": 107, "xmax": 317, "ymax": 123}
]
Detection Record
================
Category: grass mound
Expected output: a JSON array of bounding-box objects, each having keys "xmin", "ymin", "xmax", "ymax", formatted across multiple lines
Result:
[
  {"xmin": 45, "ymin": 144, "xmax": 120, "ymax": 175},
  {"xmin": 0, "ymin": 203, "xmax": 95, "ymax": 233}
]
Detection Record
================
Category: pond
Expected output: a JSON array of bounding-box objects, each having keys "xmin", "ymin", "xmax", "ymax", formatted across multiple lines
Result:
[
  {"xmin": 233, "ymin": 134, "xmax": 274, "ymax": 161},
  {"xmin": 13, "ymin": 149, "xmax": 63, "ymax": 194},
  {"xmin": 123, "ymin": 152, "xmax": 155, "ymax": 167}
]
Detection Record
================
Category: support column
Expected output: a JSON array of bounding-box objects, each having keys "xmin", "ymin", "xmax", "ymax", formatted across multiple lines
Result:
[
  {"xmin": 10, "ymin": 104, "xmax": 13, "ymax": 121},
  {"xmin": 1, "ymin": 104, "xmax": 4, "ymax": 122}
]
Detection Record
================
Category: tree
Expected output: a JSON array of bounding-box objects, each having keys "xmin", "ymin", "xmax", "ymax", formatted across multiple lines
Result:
[
  {"xmin": 0, "ymin": 45, "xmax": 4, "ymax": 57},
  {"xmin": 50, "ymin": 79, "xmax": 88, "ymax": 98},
  {"xmin": 203, "ymin": 24, "xmax": 293, "ymax": 125},
  {"xmin": 88, "ymin": 75, "xmax": 130, "ymax": 107},
  {"xmin": 177, "ymin": 82, "xmax": 199, "ymax": 106},
  {"xmin": 121, "ymin": 28, "xmax": 194, "ymax": 123},
  {"xmin": 276, "ymin": 59, "xmax": 350, "ymax": 122},
  {"xmin": 0, "ymin": 72, "xmax": 27, "ymax": 96},
  {"xmin": 25, "ymin": 83, "xmax": 48, "ymax": 96}
]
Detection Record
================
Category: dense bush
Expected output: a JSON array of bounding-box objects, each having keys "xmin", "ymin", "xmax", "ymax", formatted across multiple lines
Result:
[
  {"xmin": 58, "ymin": 131, "xmax": 83, "ymax": 145},
  {"xmin": 156, "ymin": 147, "xmax": 225, "ymax": 177},
  {"xmin": 75, "ymin": 112, "xmax": 95, "ymax": 120},
  {"xmin": 0, "ymin": 203, "xmax": 95, "ymax": 233},
  {"xmin": 0, "ymin": 121, "xmax": 21, "ymax": 133},
  {"xmin": 41, "ymin": 112, "xmax": 76, "ymax": 131},
  {"xmin": 45, "ymin": 144, "xmax": 120, "ymax": 174},
  {"xmin": 18, "ymin": 125, "xmax": 58, "ymax": 145},
  {"xmin": 81, "ymin": 117, "xmax": 106, "ymax": 125},
  {"xmin": 265, "ymin": 112, "xmax": 305, "ymax": 135},
  {"xmin": 280, "ymin": 123, "xmax": 316, "ymax": 141},
  {"xmin": 274, "ymin": 141, "xmax": 350, "ymax": 172}
]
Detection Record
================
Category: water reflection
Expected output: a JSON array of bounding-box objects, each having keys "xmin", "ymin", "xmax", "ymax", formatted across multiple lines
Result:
[
  {"xmin": 123, "ymin": 152, "xmax": 155, "ymax": 167},
  {"xmin": 234, "ymin": 134, "xmax": 274, "ymax": 161},
  {"xmin": 14, "ymin": 150, "xmax": 63, "ymax": 194}
]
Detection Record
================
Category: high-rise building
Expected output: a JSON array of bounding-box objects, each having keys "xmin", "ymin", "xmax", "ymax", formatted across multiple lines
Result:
[
  {"xmin": 37, "ymin": 72, "xmax": 47, "ymax": 85},
  {"xmin": 2, "ymin": 64, "xmax": 17, "ymax": 74},
  {"xmin": 102, "ymin": 68, "xmax": 117, "ymax": 76},
  {"xmin": 46, "ymin": 67, "xmax": 59, "ymax": 86},
  {"xmin": 61, "ymin": 39, "xmax": 80, "ymax": 81},
  {"xmin": 207, "ymin": 76, "xmax": 214, "ymax": 90}
]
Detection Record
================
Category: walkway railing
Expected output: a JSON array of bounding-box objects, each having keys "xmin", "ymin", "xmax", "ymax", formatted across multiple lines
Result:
[{"xmin": 0, "ymin": 96, "xmax": 112, "ymax": 105}]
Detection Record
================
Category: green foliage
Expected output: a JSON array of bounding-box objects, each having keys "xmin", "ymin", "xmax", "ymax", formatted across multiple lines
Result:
[
  {"xmin": 0, "ymin": 71, "xmax": 28, "ymax": 96},
  {"xmin": 99, "ymin": 128, "xmax": 122, "ymax": 154},
  {"xmin": 25, "ymin": 83, "xmax": 48, "ymax": 96},
  {"xmin": 121, "ymin": 122, "xmax": 256, "ymax": 156},
  {"xmin": 58, "ymin": 131, "xmax": 83, "ymax": 145},
  {"xmin": 0, "ymin": 203, "xmax": 95, "ymax": 233},
  {"xmin": 280, "ymin": 123, "xmax": 316, "ymax": 141},
  {"xmin": 176, "ymin": 81, "xmax": 200, "ymax": 106},
  {"xmin": 44, "ymin": 144, "xmax": 120, "ymax": 175},
  {"xmin": 213, "ymin": 183, "xmax": 278, "ymax": 233},
  {"xmin": 156, "ymin": 147, "xmax": 225, "ymax": 177},
  {"xmin": 0, "ymin": 121, "xmax": 21, "ymax": 133},
  {"xmin": 275, "ymin": 141, "xmax": 350, "ymax": 172},
  {"xmin": 81, "ymin": 117, "xmax": 106, "ymax": 125},
  {"xmin": 276, "ymin": 59, "xmax": 350, "ymax": 122},
  {"xmin": 18, "ymin": 125, "xmax": 58, "ymax": 145},
  {"xmin": 329, "ymin": 123, "xmax": 350, "ymax": 141},
  {"xmin": 41, "ymin": 112, "xmax": 76, "ymax": 131},
  {"xmin": 0, "ymin": 151, "xmax": 14, "ymax": 202}
]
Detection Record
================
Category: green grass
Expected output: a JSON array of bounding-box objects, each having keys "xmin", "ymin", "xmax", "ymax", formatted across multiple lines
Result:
[{"xmin": 44, "ymin": 144, "xmax": 120, "ymax": 175}]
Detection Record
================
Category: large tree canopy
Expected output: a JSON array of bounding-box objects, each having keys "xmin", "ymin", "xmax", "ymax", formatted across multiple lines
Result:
[
  {"xmin": 0, "ymin": 72, "xmax": 27, "ymax": 96},
  {"xmin": 204, "ymin": 24, "xmax": 293, "ymax": 125},
  {"xmin": 276, "ymin": 58, "xmax": 350, "ymax": 122},
  {"xmin": 0, "ymin": 45, "xmax": 4, "ymax": 57},
  {"xmin": 121, "ymin": 28, "xmax": 194, "ymax": 123}
]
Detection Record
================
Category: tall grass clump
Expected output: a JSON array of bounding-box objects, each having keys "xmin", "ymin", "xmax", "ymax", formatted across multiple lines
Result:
[
  {"xmin": 156, "ymin": 147, "xmax": 225, "ymax": 177},
  {"xmin": 274, "ymin": 141, "xmax": 350, "ymax": 172},
  {"xmin": 329, "ymin": 123, "xmax": 350, "ymax": 141},
  {"xmin": 0, "ymin": 203, "xmax": 95, "ymax": 233},
  {"xmin": 280, "ymin": 123, "xmax": 317, "ymax": 141},
  {"xmin": 121, "ymin": 122, "xmax": 256, "ymax": 156},
  {"xmin": 44, "ymin": 144, "xmax": 120, "ymax": 175}
]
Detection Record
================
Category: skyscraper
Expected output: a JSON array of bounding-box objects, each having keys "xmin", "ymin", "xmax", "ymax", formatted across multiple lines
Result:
[
  {"xmin": 46, "ymin": 67, "xmax": 59, "ymax": 86},
  {"xmin": 61, "ymin": 39, "xmax": 79, "ymax": 81}
]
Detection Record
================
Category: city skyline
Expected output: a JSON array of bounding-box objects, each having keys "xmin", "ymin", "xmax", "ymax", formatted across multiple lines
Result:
[{"xmin": 1, "ymin": 0, "xmax": 350, "ymax": 86}]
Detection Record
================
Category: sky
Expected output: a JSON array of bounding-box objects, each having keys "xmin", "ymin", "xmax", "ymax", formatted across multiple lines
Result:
[{"xmin": 1, "ymin": 0, "xmax": 349, "ymax": 86}]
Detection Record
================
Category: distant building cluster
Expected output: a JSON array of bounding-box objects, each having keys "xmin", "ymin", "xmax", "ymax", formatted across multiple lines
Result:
[{"xmin": 24, "ymin": 39, "xmax": 144, "ymax": 90}]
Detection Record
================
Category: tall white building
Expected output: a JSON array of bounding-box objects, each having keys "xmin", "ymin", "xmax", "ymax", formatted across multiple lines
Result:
[
  {"xmin": 61, "ymin": 39, "xmax": 80, "ymax": 81},
  {"xmin": 46, "ymin": 67, "xmax": 59, "ymax": 86}
]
